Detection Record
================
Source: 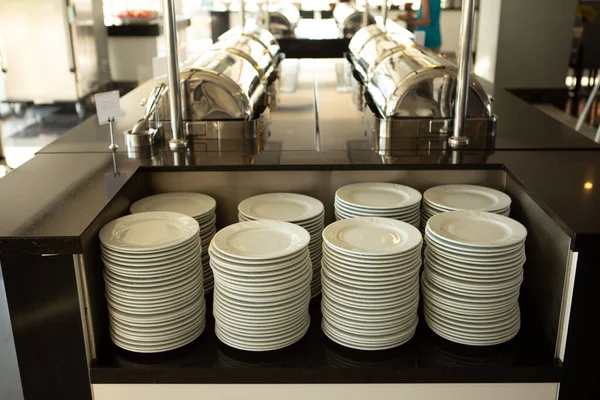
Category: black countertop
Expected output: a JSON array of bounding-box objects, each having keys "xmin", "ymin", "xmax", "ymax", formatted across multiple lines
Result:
[
  {"xmin": 1, "ymin": 59, "xmax": 600, "ymax": 254},
  {"xmin": 91, "ymin": 298, "xmax": 559, "ymax": 384},
  {"xmin": 106, "ymin": 18, "xmax": 191, "ymax": 37}
]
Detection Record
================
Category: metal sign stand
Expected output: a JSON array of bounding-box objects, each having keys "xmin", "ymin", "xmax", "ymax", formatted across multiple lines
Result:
[{"xmin": 108, "ymin": 117, "xmax": 118, "ymax": 150}]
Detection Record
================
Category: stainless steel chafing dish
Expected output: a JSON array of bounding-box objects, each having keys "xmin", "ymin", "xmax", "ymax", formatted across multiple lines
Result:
[
  {"xmin": 218, "ymin": 24, "xmax": 281, "ymax": 66},
  {"xmin": 333, "ymin": 3, "xmax": 376, "ymax": 38},
  {"xmin": 366, "ymin": 46, "xmax": 492, "ymax": 119},
  {"xmin": 348, "ymin": 24, "xmax": 414, "ymax": 84},
  {"xmin": 131, "ymin": 25, "xmax": 283, "ymax": 145},
  {"xmin": 345, "ymin": 26, "xmax": 495, "ymax": 154},
  {"xmin": 267, "ymin": 2, "xmax": 300, "ymax": 37}
]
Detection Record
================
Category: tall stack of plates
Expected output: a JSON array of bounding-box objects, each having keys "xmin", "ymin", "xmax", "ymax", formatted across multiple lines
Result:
[
  {"xmin": 321, "ymin": 217, "xmax": 422, "ymax": 350},
  {"xmin": 238, "ymin": 193, "xmax": 325, "ymax": 297},
  {"xmin": 99, "ymin": 212, "xmax": 206, "ymax": 353},
  {"xmin": 334, "ymin": 183, "xmax": 422, "ymax": 229},
  {"xmin": 422, "ymin": 210, "xmax": 527, "ymax": 346},
  {"xmin": 421, "ymin": 185, "xmax": 511, "ymax": 233},
  {"xmin": 130, "ymin": 192, "xmax": 217, "ymax": 294},
  {"xmin": 209, "ymin": 220, "xmax": 312, "ymax": 351}
]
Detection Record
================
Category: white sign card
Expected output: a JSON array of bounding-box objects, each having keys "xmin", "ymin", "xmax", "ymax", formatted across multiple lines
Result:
[{"xmin": 94, "ymin": 90, "xmax": 122, "ymax": 125}]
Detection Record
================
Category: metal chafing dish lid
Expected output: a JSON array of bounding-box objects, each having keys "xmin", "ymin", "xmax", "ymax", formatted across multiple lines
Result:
[
  {"xmin": 367, "ymin": 48, "xmax": 492, "ymax": 119},
  {"xmin": 150, "ymin": 50, "xmax": 266, "ymax": 122},
  {"xmin": 353, "ymin": 32, "xmax": 416, "ymax": 84},
  {"xmin": 185, "ymin": 50, "xmax": 265, "ymax": 120},
  {"xmin": 214, "ymin": 34, "xmax": 277, "ymax": 80},
  {"xmin": 268, "ymin": 2, "xmax": 300, "ymax": 31},
  {"xmin": 333, "ymin": 3, "xmax": 375, "ymax": 28},
  {"xmin": 218, "ymin": 22, "xmax": 280, "ymax": 62}
]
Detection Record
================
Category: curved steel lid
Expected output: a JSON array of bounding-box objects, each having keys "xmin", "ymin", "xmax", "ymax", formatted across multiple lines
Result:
[
  {"xmin": 367, "ymin": 48, "xmax": 492, "ymax": 119},
  {"xmin": 218, "ymin": 23, "xmax": 280, "ymax": 62},
  {"xmin": 333, "ymin": 3, "xmax": 375, "ymax": 30},
  {"xmin": 268, "ymin": 2, "xmax": 300, "ymax": 32},
  {"xmin": 214, "ymin": 34, "xmax": 277, "ymax": 80},
  {"xmin": 151, "ymin": 50, "xmax": 265, "ymax": 121}
]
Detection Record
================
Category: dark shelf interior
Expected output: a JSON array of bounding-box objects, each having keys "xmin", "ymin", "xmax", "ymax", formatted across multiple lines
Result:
[{"xmin": 91, "ymin": 296, "xmax": 560, "ymax": 384}]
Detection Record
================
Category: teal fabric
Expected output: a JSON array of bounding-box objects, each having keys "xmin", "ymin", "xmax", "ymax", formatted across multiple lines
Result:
[{"xmin": 416, "ymin": 0, "xmax": 442, "ymax": 49}]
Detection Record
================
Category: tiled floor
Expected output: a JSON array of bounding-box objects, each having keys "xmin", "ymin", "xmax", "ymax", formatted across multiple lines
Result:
[{"xmin": 0, "ymin": 106, "xmax": 80, "ymax": 177}]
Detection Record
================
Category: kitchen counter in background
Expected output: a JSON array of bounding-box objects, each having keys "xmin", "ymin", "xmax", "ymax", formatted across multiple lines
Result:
[{"xmin": 106, "ymin": 18, "xmax": 192, "ymax": 83}]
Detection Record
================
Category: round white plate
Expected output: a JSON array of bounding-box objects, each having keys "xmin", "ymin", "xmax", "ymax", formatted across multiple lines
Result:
[
  {"xmin": 425, "ymin": 244, "xmax": 526, "ymax": 265},
  {"xmin": 322, "ymin": 256, "xmax": 420, "ymax": 282},
  {"xmin": 425, "ymin": 227, "xmax": 525, "ymax": 254},
  {"xmin": 211, "ymin": 220, "xmax": 310, "ymax": 260},
  {"xmin": 322, "ymin": 241, "xmax": 420, "ymax": 263},
  {"xmin": 130, "ymin": 192, "xmax": 216, "ymax": 218},
  {"xmin": 238, "ymin": 193, "xmax": 324, "ymax": 222},
  {"xmin": 423, "ymin": 185, "xmax": 511, "ymax": 212},
  {"xmin": 101, "ymin": 236, "xmax": 200, "ymax": 261},
  {"xmin": 335, "ymin": 182, "xmax": 422, "ymax": 210},
  {"xmin": 322, "ymin": 317, "xmax": 417, "ymax": 350},
  {"xmin": 323, "ymin": 217, "xmax": 422, "ymax": 256},
  {"xmin": 100, "ymin": 212, "xmax": 200, "ymax": 253},
  {"xmin": 427, "ymin": 210, "xmax": 527, "ymax": 248},
  {"xmin": 335, "ymin": 201, "xmax": 420, "ymax": 216},
  {"xmin": 215, "ymin": 317, "xmax": 309, "ymax": 351}
]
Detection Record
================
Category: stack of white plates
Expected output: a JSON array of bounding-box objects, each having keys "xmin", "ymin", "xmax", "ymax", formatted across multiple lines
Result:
[
  {"xmin": 99, "ymin": 212, "xmax": 206, "ymax": 353},
  {"xmin": 209, "ymin": 220, "xmax": 312, "ymax": 351},
  {"xmin": 422, "ymin": 210, "xmax": 527, "ymax": 346},
  {"xmin": 321, "ymin": 217, "xmax": 422, "ymax": 350},
  {"xmin": 238, "ymin": 193, "xmax": 325, "ymax": 297},
  {"xmin": 421, "ymin": 185, "xmax": 511, "ymax": 232},
  {"xmin": 130, "ymin": 192, "xmax": 217, "ymax": 294},
  {"xmin": 334, "ymin": 183, "xmax": 422, "ymax": 229}
]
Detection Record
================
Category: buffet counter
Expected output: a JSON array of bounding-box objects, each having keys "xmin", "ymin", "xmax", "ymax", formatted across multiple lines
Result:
[{"xmin": 0, "ymin": 59, "xmax": 599, "ymax": 400}]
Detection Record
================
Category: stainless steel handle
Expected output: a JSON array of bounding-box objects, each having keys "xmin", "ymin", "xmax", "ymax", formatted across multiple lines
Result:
[
  {"xmin": 62, "ymin": 2, "xmax": 77, "ymax": 73},
  {"xmin": 382, "ymin": 0, "xmax": 388, "ymax": 30}
]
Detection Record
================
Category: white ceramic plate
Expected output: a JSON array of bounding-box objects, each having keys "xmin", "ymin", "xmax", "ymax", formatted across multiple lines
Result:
[
  {"xmin": 211, "ymin": 220, "xmax": 310, "ymax": 260},
  {"xmin": 238, "ymin": 193, "xmax": 324, "ymax": 223},
  {"xmin": 335, "ymin": 182, "xmax": 422, "ymax": 210},
  {"xmin": 323, "ymin": 217, "xmax": 422, "ymax": 256},
  {"xmin": 425, "ymin": 227, "xmax": 525, "ymax": 254},
  {"xmin": 130, "ymin": 192, "xmax": 216, "ymax": 218},
  {"xmin": 427, "ymin": 210, "xmax": 527, "ymax": 248},
  {"xmin": 335, "ymin": 201, "xmax": 420, "ymax": 217},
  {"xmin": 100, "ymin": 212, "xmax": 200, "ymax": 252},
  {"xmin": 423, "ymin": 185, "xmax": 511, "ymax": 212}
]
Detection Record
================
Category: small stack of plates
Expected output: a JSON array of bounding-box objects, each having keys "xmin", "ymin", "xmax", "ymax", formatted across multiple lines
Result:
[
  {"xmin": 421, "ymin": 185, "xmax": 511, "ymax": 233},
  {"xmin": 320, "ymin": 217, "xmax": 422, "ymax": 350},
  {"xmin": 209, "ymin": 220, "xmax": 312, "ymax": 351},
  {"xmin": 238, "ymin": 193, "xmax": 325, "ymax": 297},
  {"xmin": 422, "ymin": 210, "xmax": 527, "ymax": 346},
  {"xmin": 334, "ymin": 183, "xmax": 422, "ymax": 229},
  {"xmin": 99, "ymin": 212, "xmax": 206, "ymax": 353},
  {"xmin": 130, "ymin": 192, "xmax": 217, "ymax": 294}
]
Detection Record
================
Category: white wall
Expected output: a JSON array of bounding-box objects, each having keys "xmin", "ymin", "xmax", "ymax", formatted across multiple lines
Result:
[
  {"xmin": 474, "ymin": 0, "xmax": 501, "ymax": 83},
  {"xmin": 475, "ymin": 0, "xmax": 578, "ymax": 89},
  {"xmin": 440, "ymin": 10, "xmax": 479, "ymax": 56}
]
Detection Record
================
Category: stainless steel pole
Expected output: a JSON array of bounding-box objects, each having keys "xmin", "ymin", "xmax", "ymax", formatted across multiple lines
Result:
[
  {"xmin": 575, "ymin": 77, "xmax": 600, "ymax": 132},
  {"xmin": 164, "ymin": 0, "xmax": 185, "ymax": 149},
  {"xmin": 265, "ymin": 0, "xmax": 270, "ymax": 29},
  {"xmin": 362, "ymin": 0, "xmax": 369, "ymax": 27},
  {"xmin": 448, "ymin": 0, "xmax": 476, "ymax": 148},
  {"xmin": 382, "ymin": 0, "xmax": 388, "ymax": 30},
  {"xmin": 240, "ymin": 0, "xmax": 246, "ymax": 30}
]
